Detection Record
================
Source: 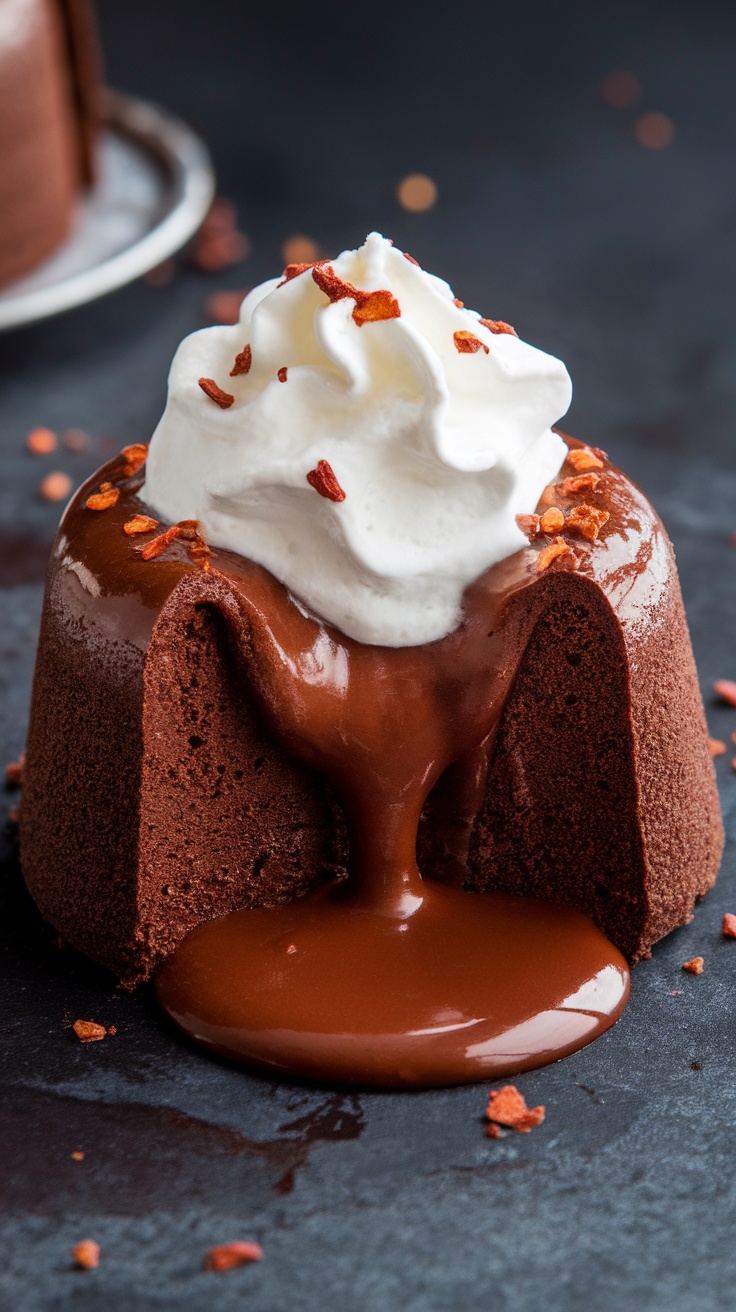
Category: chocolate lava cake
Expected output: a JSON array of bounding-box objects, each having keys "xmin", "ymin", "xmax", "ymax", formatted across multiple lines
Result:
[
  {"xmin": 0, "ymin": 0, "xmax": 102, "ymax": 289},
  {"xmin": 20, "ymin": 437, "xmax": 723, "ymax": 986}
]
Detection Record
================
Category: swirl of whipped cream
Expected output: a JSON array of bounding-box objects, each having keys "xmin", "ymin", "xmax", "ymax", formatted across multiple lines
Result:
[{"xmin": 143, "ymin": 233, "xmax": 572, "ymax": 646}]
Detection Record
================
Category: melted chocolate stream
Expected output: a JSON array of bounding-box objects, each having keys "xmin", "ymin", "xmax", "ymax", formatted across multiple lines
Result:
[{"xmin": 62, "ymin": 452, "xmax": 639, "ymax": 1087}]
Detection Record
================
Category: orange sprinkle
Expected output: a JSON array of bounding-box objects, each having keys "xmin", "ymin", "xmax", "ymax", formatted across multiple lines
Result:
[
  {"xmin": 39, "ymin": 471, "xmax": 72, "ymax": 502},
  {"xmin": 453, "ymin": 330, "xmax": 489, "ymax": 355},
  {"xmin": 86, "ymin": 487, "xmax": 120, "ymax": 512},
  {"xmin": 682, "ymin": 956, "xmax": 704, "ymax": 975},
  {"xmin": 26, "ymin": 426, "xmax": 57, "ymax": 455},
  {"xmin": 485, "ymin": 1084, "xmax": 545, "ymax": 1133},
  {"xmin": 565, "ymin": 503, "xmax": 610, "ymax": 542},
  {"xmin": 72, "ymin": 1020, "xmax": 107, "ymax": 1043},
  {"xmin": 198, "ymin": 377, "xmax": 235, "ymax": 408},
  {"xmin": 537, "ymin": 536, "xmax": 574, "ymax": 571},
  {"xmin": 714, "ymin": 679, "xmax": 736, "ymax": 707},
  {"xmin": 397, "ymin": 173, "xmax": 438, "ymax": 212},
  {"xmin": 722, "ymin": 913, "xmax": 736, "ymax": 939},
  {"xmin": 139, "ymin": 526, "xmax": 181, "ymax": 560},
  {"xmin": 557, "ymin": 473, "xmax": 601, "ymax": 496},
  {"xmin": 124, "ymin": 515, "xmax": 158, "ymax": 536},
  {"xmin": 540, "ymin": 507, "xmax": 565, "ymax": 534},
  {"xmin": 230, "ymin": 344, "xmax": 252, "ymax": 376},
  {"xmin": 709, "ymin": 738, "xmax": 727, "ymax": 757},
  {"xmin": 72, "ymin": 1240, "xmax": 100, "ymax": 1271},
  {"xmin": 203, "ymin": 1242, "xmax": 263, "ymax": 1273},
  {"xmin": 565, "ymin": 448, "xmax": 604, "ymax": 472},
  {"xmin": 479, "ymin": 319, "xmax": 518, "ymax": 337},
  {"xmin": 121, "ymin": 443, "xmax": 148, "ymax": 475},
  {"xmin": 306, "ymin": 459, "xmax": 346, "ymax": 503}
]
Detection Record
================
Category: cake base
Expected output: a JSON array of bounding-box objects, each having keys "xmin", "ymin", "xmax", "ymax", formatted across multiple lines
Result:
[{"xmin": 155, "ymin": 882, "xmax": 629, "ymax": 1089}]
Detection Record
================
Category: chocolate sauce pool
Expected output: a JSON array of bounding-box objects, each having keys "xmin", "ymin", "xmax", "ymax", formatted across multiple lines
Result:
[{"xmin": 62, "ymin": 454, "xmax": 639, "ymax": 1087}]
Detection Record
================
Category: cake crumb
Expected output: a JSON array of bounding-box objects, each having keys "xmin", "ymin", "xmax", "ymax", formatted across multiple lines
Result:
[
  {"xmin": 124, "ymin": 515, "xmax": 158, "ymax": 536},
  {"xmin": 198, "ymin": 377, "xmax": 235, "ymax": 409},
  {"xmin": 72, "ymin": 1240, "xmax": 99, "ymax": 1270},
  {"xmin": 565, "ymin": 448, "xmax": 604, "ymax": 472},
  {"xmin": 26, "ymin": 426, "xmax": 58, "ymax": 455},
  {"xmin": 540, "ymin": 507, "xmax": 565, "ymax": 534},
  {"xmin": 86, "ymin": 487, "xmax": 120, "ymax": 512},
  {"xmin": 709, "ymin": 738, "xmax": 727, "ymax": 757},
  {"xmin": 536, "ymin": 536, "xmax": 573, "ymax": 571},
  {"xmin": 72, "ymin": 1020, "xmax": 107, "ymax": 1043},
  {"xmin": 306, "ymin": 460, "xmax": 346, "ymax": 503},
  {"xmin": 5, "ymin": 754, "xmax": 24, "ymax": 786},
  {"xmin": 714, "ymin": 679, "xmax": 736, "ymax": 706},
  {"xmin": 453, "ymin": 330, "xmax": 489, "ymax": 355},
  {"xmin": 39, "ymin": 471, "xmax": 72, "ymax": 502},
  {"xmin": 485, "ymin": 1084, "xmax": 545, "ymax": 1133},
  {"xmin": 479, "ymin": 318, "xmax": 518, "ymax": 336},
  {"xmin": 203, "ymin": 1242, "xmax": 263, "ymax": 1272},
  {"xmin": 565, "ymin": 503, "xmax": 610, "ymax": 541},
  {"xmin": 682, "ymin": 956, "xmax": 704, "ymax": 975},
  {"xmin": 722, "ymin": 913, "xmax": 736, "ymax": 939}
]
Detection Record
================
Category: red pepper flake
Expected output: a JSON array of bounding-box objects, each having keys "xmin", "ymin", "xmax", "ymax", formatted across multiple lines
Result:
[
  {"xmin": 198, "ymin": 377, "xmax": 235, "ymax": 408},
  {"xmin": 722, "ymin": 913, "xmax": 736, "ymax": 939},
  {"xmin": 403, "ymin": 252, "xmax": 420, "ymax": 266},
  {"xmin": 278, "ymin": 260, "xmax": 323, "ymax": 287},
  {"xmin": 26, "ymin": 426, "xmax": 58, "ymax": 455},
  {"xmin": 485, "ymin": 1084, "xmax": 545, "ymax": 1133},
  {"xmin": 277, "ymin": 367, "xmax": 288, "ymax": 382},
  {"xmin": 682, "ymin": 956, "xmax": 704, "ymax": 975},
  {"xmin": 86, "ymin": 486, "xmax": 120, "ymax": 512},
  {"xmin": 537, "ymin": 536, "xmax": 575, "ymax": 571},
  {"xmin": 124, "ymin": 515, "xmax": 159, "ymax": 536},
  {"xmin": 203, "ymin": 1242, "xmax": 263, "ymax": 1273},
  {"xmin": 306, "ymin": 459, "xmax": 346, "ymax": 503},
  {"xmin": 539, "ymin": 506, "xmax": 565, "ymax": 534},
  {"xmin": 72, "ymin": 1019, "xmax": 107, "ymax": 1043},
  {"xmin": 565, "ymin": 448, "xmax": 604, "ymax": 472},
  {"xmin": 139, "ymin": 526, "xmax": 182, "ymax": 560},
  {"xmin": 121, "ymin": 443, "xmax": 148, "ymax": 476},
  {"xmin": 709, "ymin": 738, "xmax": 727, "ymax": 757},
  {"xmin": 312, "ymin": 265, "xmax": 400, "ymax": 326},
  {"xmin": 486, "ymin": 1122, "xmax": 505, "ymax": 1139},
  {"xmin": 453, "ymin": 298, "xmax": 465, "ymax": 308},
  {"xmin": 5, "ymin": 754, "xmax": 24, "ymax": 786},
  {"xmin": 557, "ymin": 473, "xmax": 601, "ymax": 496},
  {"xmin": 71, "ymin": 1151, "xmax": 85, "ymax": 1161},
  {"xmin": 454, "ymin": 330, "xmax": 489, "ymax": 355},
  {"xmin": 39, "ymin": 471, "xmax": 73, "ymax": 502},
  {"xmin": 516, "ymin": 513, "xmax": 541, "ymax": 539},
  {"xmin": 565, "ymin": 503, "xmax": 610, "ymax": 542},
  {"xmin": 72, "ymin": 1240, "xmax": 100, "ymax": 1271},
  {"xmin": 479, "ymin": 318, "xmax": 518, "ymax": 337},
  {"xmin": 230, "ymin": 344, "xmax": 252, "ymax": 377},
  {"xmin": 714, "ymin": 679, "xmax": 736, "ymax": 707}
]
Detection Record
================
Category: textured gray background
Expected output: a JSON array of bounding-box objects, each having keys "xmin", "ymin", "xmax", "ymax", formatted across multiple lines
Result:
[{"xmin": 1, "ymin": 0, "xmax": 736, "ymax": 1307}]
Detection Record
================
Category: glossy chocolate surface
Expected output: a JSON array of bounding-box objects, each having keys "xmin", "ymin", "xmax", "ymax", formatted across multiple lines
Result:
[{"xmin": 49, "ymin": 439, "xmax": 671, "ymax": 1085}]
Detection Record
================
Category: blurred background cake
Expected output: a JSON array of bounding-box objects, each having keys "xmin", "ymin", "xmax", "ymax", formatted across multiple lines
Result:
[{"xmin": 0, "ymin": 0, "xmax": 102, "ymax": 288}]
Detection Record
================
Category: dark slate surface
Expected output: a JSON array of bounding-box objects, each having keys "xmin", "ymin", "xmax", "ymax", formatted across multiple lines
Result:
[{"xmin": 1, "ymin": 1, "xmax": 736, "ymax": 1307}]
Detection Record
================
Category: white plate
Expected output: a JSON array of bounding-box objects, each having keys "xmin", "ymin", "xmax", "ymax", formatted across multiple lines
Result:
[{"xmin": 0, "ymin": 90, "xmax": 216, "ymax": 331}]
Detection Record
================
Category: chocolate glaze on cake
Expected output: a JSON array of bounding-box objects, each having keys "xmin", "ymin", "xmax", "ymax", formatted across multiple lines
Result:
[
  {"xmin": 0, "ymin": 0, "xmax": 102, "ymax": 289},
  {"xmin": 21, "ymin": 437, "xmax": 723, "ymax": 1086}
]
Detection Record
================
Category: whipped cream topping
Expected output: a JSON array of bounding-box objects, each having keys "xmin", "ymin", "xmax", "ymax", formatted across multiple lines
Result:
[{"xmin": 143, "ymin": 233, "xmax": 572, "ymax": 646}]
